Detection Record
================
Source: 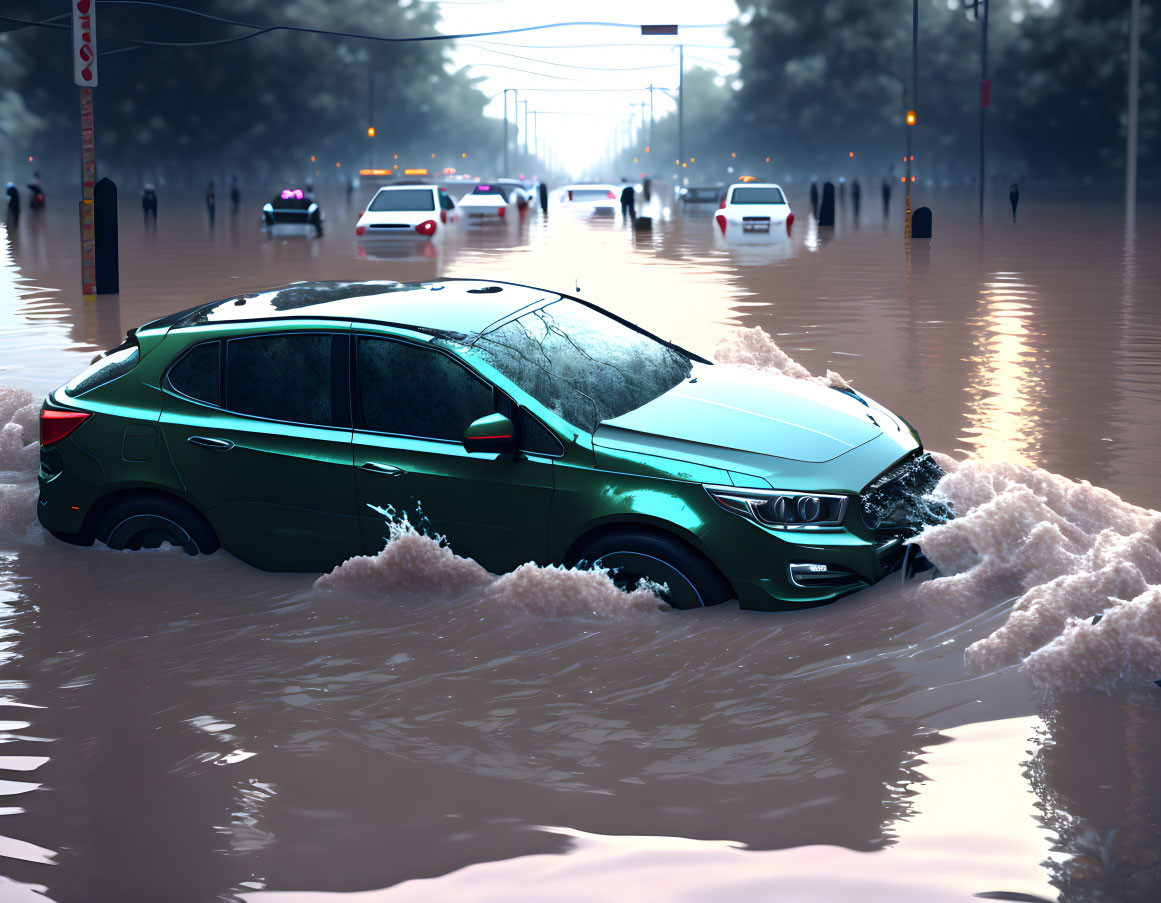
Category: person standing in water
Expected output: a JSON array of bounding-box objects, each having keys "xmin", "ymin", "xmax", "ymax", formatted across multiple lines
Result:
[
  {"xmin": 809, "ymin": 181, "xmax": 819, "ymax": 218},
  {"xmin": 230, "ymin": 176, "xmax": 240, "ymax": 215},
  {"xmin": 205, "ymin": 181, "xmax": 216, "ymax": 228},
  {"xmin": 142, "ymin": 184, "xmax": 158, "ymax": 228},
  {"xmin": 881, "ymin": 178, "xmax": 892, "ymax": 221},
  {"xmin": 6, "ymin": 182, "xmax": 19, "ymax": 222},
  {"xmin": 619, "ymin": 181, "xmax": 636, "ymax": 222},
  {"xmin": 852, "ymin": 180, "xmax": 861, "ymax": 222},
  {"xmin": 1009, "ymin": 182, "xmax": 1021, "ymax": 222}
]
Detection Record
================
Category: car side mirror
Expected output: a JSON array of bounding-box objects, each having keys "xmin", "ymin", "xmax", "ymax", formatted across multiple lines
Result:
[{"xmin": 462, "ymin": 413, "xmax": 518, "ymax": 454}]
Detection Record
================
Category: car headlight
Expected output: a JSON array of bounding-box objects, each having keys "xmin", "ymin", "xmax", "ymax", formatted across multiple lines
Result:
[
  {"xmin": 705, "ymin": 485, "xmax": 849, "ymax": 531},
  {"xmin": 262, "ymin": 203, "xmax": 273, "ymax": 212}
]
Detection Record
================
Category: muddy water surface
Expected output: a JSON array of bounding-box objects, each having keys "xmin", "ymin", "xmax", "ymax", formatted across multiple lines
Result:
[{"xmin": 0, "ymin": 187, "xmax": 1159, "ymax": 902}]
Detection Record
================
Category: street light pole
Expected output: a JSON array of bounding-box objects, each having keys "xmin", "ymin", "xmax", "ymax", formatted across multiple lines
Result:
[
  {"xmin": 678, "ymin": 45, "xmax": 685, "ymax": 172},
  {"xmin": 906, "ymin": 0, "xmax": 917, "ymax": 234},
  {"xmin": 1127, "ymin": 0, "xmax": 1140, "ymax": 228},
  {"xmin": 503, "ymin": 89, "xmax": 509, "ymax": 177},
  {"xmin": 978, "ymin": 0, "xmax": 989, "ymax": 221},
  {"xmin": 648, "ymin": 84, "xmax": 655, "ymax": 150}
]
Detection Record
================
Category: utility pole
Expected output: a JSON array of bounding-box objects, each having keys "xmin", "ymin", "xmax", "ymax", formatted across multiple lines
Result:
[
  {"xmin": 678, "ymin": 45, "xmax": 685, "ymax": 171},
  {"xmin": 648, "ymin": 84, "xmax": 655, "ymax": 150},
  {"xmin": 531, "ymin": 111, "xmax": 538, "ymax": 163},
  {"xmin": 1127, "ymin": 0, "xmax": 1140, "ymax": 228},
  {"xmin": 978, "ymin": 0, "xmax": 989, "ymax": 221},
  {"xmin": 503, "ymin": 89, "xmax": 509, "ymax": 177},
  {"xmin": 906, "ymin": 0, "xmax": 917, "ymax": 234},
  {"xmin": 520, "ymin": 99, "xmax": 529, "ymax": 161},
  {"xmin": 72, "ymin": 0, "xmax": 99, "ymax": 303},
  {"xmin": 367, "ymin": 64, "xmax": 375, "ymax": 168}
]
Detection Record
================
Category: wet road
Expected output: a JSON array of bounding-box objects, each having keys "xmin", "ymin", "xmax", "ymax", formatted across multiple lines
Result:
[{"xmin": 0, "ymin": 186, "xmax": 1159, "ymax": 902}]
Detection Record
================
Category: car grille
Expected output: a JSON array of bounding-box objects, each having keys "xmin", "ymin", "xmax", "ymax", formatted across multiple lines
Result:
[{"xmin": 859, "ymin": 452, "xmax": 952, "ymax": 539}]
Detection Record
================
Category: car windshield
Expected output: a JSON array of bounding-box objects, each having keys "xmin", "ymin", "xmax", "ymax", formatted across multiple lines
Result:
[
  {"xmin": 468, "ymin": 300, "xmax": 693, "ymax": 431},
  {"xmin": 472, "ymin": 184, "xmax": 512, "ymax": 201},
  {"xmin": 368, "ymin": 189, "xmax": 435, "ymax": 211},
  {"xmin": 730, "ymin": 186, "xmax": 786, "ymax": 205}
]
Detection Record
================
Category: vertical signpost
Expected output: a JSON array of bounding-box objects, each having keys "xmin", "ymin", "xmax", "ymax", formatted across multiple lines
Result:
[{"xmin": 72, "ymin": 0, "xmax": 98, "ymax": 303}]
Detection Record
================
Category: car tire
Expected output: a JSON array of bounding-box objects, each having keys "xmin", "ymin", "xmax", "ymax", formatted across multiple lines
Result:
[
  {"xmin": 95, "ymin": 494, "xmax": 219, "ymax": 556},
  {"xmin": 569, "ymin": 530, "xmax": 734, "ymax": 611}
]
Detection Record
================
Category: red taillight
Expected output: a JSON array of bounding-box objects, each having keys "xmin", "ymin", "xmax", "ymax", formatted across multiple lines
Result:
[
  {"xmin": 359, "ymin": 210, "xmax": 365, "ymax": 216},
  {"xmin": 786, "ymin": 212, "xmax": 795, "ymax": 236},
  {"xmin": 568, "ymin": 190, "xmax": 574, "ymax": 201},
  {"xmin": 607, "ymin": 190, "xmax": 616, "ymax": 199},
  {"xmin": 719, "ymin": 196, "xmax": 727, "ymax": 209},
  {"xmin": 715, "ymin": 212, "xmax": 727, "ymax": 235},
  {"xmin": 40, "ymin": 409, "xmax": 91, "ymax": 446},
  {"xmin": 497, "ymin": 206, "xmax": 506, "ymax": 218},
  {"xmin": 440, "ymin": 210, "xmax": 447, "ymax": 224},
  {"xmin": 415, "ymin": 219, "xmax": 437, "ymax": 236},
  {"xmin": 355, "ymin": 225, "xmax": 365, "ymax": 236}
]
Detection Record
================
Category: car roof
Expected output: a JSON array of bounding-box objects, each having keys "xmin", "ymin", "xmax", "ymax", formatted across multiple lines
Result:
[
  {"xmin": 169, "ymin": 279, "xmax": 562, "ymax": 337},
  {"xmin": 376, "ymin": 181, "xmax": 435, "ymax": 188},
  {"xmin": 729, "ymin": 182, "xmax": 784, "ymax": 190}
]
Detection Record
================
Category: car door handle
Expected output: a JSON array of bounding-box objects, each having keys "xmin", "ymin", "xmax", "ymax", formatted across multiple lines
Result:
[
  {"xmin": 188, "ymin": 436, "xmax": 234, "ymax": 451},
  {"xmin": 361, "ymin": 461, "xmax": 405, "ymax": 476}
]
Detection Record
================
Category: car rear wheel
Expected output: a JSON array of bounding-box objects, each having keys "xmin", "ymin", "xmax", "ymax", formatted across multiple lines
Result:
[
  {"xmin": 95, "ymin": 494, "xmax": 219, "ymax": 556},
  {"xmin": 569, "ymin": 530, "xmax": 734, "ymax": 611}
]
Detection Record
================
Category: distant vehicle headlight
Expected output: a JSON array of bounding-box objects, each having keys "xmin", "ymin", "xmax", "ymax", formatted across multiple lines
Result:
[
  {"xmin": 262, "ymin": 202, "xmax": 273, "ymax": 212},
  {"xmin": 705, "ymin": 486, "xmax": 848, "ymax": 531}
]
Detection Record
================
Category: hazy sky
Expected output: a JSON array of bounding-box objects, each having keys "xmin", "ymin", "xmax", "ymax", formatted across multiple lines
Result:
[{"xmin": 437, "ymin": 0, "xmax": 741, "ymax": 175}]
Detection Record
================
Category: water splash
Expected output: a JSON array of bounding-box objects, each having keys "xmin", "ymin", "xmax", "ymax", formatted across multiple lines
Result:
[
  {"xmin": 317, "ymin": 506, "xmax": 666, "ymax": 618},
  {"xmin": 0, "ymin": 386, "xmax": 38, "ymax": 471},
  {"xmin": 713, "ymin": 326, "xmax": 850, "ymax": 389},
  {"xmin": 915, "ymin": 457, "xmax": 1161, "ymax": 691}
]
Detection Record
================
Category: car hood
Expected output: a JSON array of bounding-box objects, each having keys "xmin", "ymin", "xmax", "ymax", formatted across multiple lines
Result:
[{"xmin": 595, "ymin": 363, "xmax": 918, "ymax": 469}]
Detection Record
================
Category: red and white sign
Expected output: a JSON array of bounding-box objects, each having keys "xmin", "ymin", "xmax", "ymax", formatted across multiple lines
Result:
[{"xmin": 72, "ymin": 0, "xmax": 98, "ymax": 87}]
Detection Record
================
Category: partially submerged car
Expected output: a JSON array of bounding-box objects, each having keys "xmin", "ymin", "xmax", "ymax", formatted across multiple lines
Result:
[
  {"xmin": 37, "ymin": 280, "xmax": 944, "ymax": 610},
  {"xmin": 678, "ymin": 184, "xmax": 726, "ymax": 205},
  {"xmin": 559, "ymin": 184, "xmax": 619, "ymax": 215},
  {"xmin": 262, "ymin": 189, "xmax": 322, "ymax": 231},
  {"xmin": 354, "ymin": 183, "xmax": 457, "ymax": 239},
  {"xmin": 715, "ymin": 182, "xmax": 794, "ymax": 237},
  {"xmin": 457, "ymin": 183, "xmax": 523, "ymax": 221}
]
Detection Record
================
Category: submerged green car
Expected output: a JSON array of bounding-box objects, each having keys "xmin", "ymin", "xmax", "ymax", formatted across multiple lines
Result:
[{"xmin": 37, "ymin": 279, "xmax": 944, "ymax": 610}]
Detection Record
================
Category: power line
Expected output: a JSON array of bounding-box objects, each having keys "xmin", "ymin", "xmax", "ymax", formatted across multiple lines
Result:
[{"xmin": 462, "ymin": 44, "xmax": 676, "ymax": 71}]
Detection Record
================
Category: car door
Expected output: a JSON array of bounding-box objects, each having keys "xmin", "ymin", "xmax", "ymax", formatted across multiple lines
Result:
[
  {"xmin": 350, "ymin": 333, "xmax": 554, "ymax": 574},
  {"xmin": 159, "ymin": 327, "xmax": 360, "ymax": 572}
]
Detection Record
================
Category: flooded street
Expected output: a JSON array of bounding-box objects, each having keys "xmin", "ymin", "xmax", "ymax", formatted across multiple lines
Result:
[{"xmin": 1, "ymin": 187, "xmax": 1159, "ymax": 902}]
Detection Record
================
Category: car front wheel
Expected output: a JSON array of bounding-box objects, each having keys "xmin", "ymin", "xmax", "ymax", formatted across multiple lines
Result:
[{"xmin": 569, "ymin": 530, "xmax": 734, "ymax": 611}]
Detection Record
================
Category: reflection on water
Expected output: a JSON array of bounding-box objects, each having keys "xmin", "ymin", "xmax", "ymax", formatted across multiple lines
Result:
[
  {"xmin": 961, "ymin": 273, "xmax": 1046, "ymax": 465},
  {"xmin": 1, "ymin": 191, "xmax": 1160, "ymax": 901}
]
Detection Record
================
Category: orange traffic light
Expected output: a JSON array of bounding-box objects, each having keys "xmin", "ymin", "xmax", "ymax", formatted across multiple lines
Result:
[
  {"xmin": 906, "ymin": 110, "xmax": 916, "ymax": 125},
  {"xmin": 367, "ymin": 126, "xmax": 376, "ymax": 138}
]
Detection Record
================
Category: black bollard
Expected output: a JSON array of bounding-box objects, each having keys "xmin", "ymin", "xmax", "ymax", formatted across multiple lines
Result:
[
  {"xmin": 94, "ymin": 176, "xmax": 119, "ymax": 295},
  {"xmin": 633, "ymin": 216, "xmax": 652, "ymax": 231},
  {"xmin": 538, "ymin": 182, "xmax": 548, "ymax": 213},
  {"xmin": 818, "ymin": 182, "xmax": 836, "ymax": 226},
  {"xmin": 911, "ymin": 206, "xmax": 932, "ymax": 239}
]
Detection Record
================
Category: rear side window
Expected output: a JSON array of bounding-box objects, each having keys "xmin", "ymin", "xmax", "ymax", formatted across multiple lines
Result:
[
  {"xmin": 357, "ymin": 337, "xmax": 493, "ymax": 441},
  {"xmin": 168, "ymin": 341, "xmax": 221, "ymax": 406},
  {"xmin": 439, "ymin": 190, "xmax": 455, "ymax": 210},
  {"xmin": 368, "ymin": 189, "xmax": 435, "ymax": 212},
  {"xmin": 227, "ymin": 334, "xmax": 336, "ymax": 426},
  {"xmin": 64, "ymin": 345, "xmax": 139, "ymax": 397}
]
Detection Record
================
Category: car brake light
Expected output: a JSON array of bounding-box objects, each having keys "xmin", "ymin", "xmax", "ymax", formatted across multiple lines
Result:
[
  {"xmin": 415, "ymin": 219, "xmax": 437, "ymax": 236},
  {"xmin": 440, "ymin": 210, "xmax": 447, "ymax": 224},
  {"xmin": 497, "ymin": 206, "xmax": 505, "ymax": 218},
  {"xmin": 607, "ymin": 190, "xmax": 616, "ymax": 199},
  {"xmin": 568, "ymin": 190, "xmax": 574, "ymax": 201},
  {"xmin": 715, "ymin": 212, "xmax": 727, "ymax": 235},
  {"xmin": 359, "ymin": 210, "xmax": 365, "ymax": 216},
  {"xmin": 41, "ymin": 409, "xmax": 91, "ymax": 446},
  {"xmin": 355, "ymin": 225, "xmax": 365, "ymax": 236},
  {"xmin": 786, "ymin": 212, "xmax": 795, "ymax": 236},
  {"xmin": 719, "ymin": 196, "xmax": 727, "ymax": 209}
]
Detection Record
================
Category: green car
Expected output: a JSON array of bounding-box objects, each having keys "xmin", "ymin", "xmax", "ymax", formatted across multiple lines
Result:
[{"xmin": 36, "ymin": 279, "xmax": 944, "ymax": 610}]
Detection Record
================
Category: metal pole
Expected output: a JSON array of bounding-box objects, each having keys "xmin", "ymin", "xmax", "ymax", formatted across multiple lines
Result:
[
  {"xmin": 503, "ymin": 89, "xmax": 509, "ymax": 177},
  {"xmin": 1126, "ymin": 0, "xmax": 1140, "ymax": 228},
  {"xmin": 649, "ymin": 84, "xmax": 654, "ymax": 149},
  {"xmin": 368, "ymin": 63, "xmax": 375, "ymax": 168},
  {"xmin": 906, "ymin": 0, "xmax": 917, "ymax": 234},
  {"xmin": 979, "ymin": 0, "xmax": 989, "ymax": 221},
  {"xmin": 678, "ymin": 45, "xmax": 685, "ymax": 168},
  {"xmin": 521, "ymin": 99, "xmax": 529, "ymax": 157}
]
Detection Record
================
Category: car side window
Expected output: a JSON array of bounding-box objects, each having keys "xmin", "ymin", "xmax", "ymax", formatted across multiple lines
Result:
[
  {"xmin": 226, "ymin": 334, "xmax": 335, "ymax": 426},
  {"xmin": 518, "ymin": 408, "xmax": 564, "ymax": 456},
  {"xmin": 357, "ymin": 337, "xmax": 493, "ymax": 441},
  {"xmin": 439, "ymin": 190, "xmax": 455, "ymax": 210},
  {"xmin": 168, "ymin": 340, "xmax": 221, "ymax": 406}
]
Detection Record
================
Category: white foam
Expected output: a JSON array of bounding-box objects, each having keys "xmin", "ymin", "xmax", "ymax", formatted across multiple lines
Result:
[
  {"xmin": 0, "ymin": 386, "xmax": 37, "ymax": 471},
  {"xmin": 915, "ymin": 458, "xmax": 1161, "ymax": 691},
  {"xmin": 713, "ymin": 326, "xmax": 850, "ymax": 389},
  {"xmin": 317, "ymin": 510, "xmax": 665, "ymax": 617}
]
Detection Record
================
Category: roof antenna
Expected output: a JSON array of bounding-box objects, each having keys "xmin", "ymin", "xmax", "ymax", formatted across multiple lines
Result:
[{"xmin": 574, "ymin": 275, "xmax": 581, "ymax": 294}]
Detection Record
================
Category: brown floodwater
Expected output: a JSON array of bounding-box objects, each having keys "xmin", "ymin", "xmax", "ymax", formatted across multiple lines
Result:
[{"xmin": 0, "ymin": 185, "xmax": 1158, "ymax": 903}]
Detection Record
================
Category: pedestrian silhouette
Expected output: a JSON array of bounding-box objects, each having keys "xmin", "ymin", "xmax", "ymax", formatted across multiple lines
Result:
[
  {"xmin": 620, "ymin": 181, "xmax": 636, "ymax": 222},
  {"xmin": 839, "ymin": 180, "xmax": 846, "ymax": 210},
  {"xmin": 205, "ymin": 181, "xmax": 216, "ymax": 228},
  {"xmin": 538, "ymin": 182, "xmax": 548, "ymax": 213},
  {"xmin": 881, "ymin": 179, "xmax": 892, "ymax": 221},
  {"xmin": 852, "ymin": 180, "xmax": 861, "ymax": 222},
  {"xmin": 6, "ymin": 182, "xmax": 19, "ymax": 222},
  {"xmin": 230, "ymin": 176, "xmax": 240, "ymax": 214},
  {"xmin": 810, "ymin": 181, "xmax": 819, "ymax": 218},
  {"xmin": 1009, "ymin": 183, "xmax": 1020, "ymax": 222},
  {"xmin": 27, "ymin": 173, "xmax": 44, "ymax": 211},
  {"xmin": 142, "ymin": 184, "xmax": 158, "ymax": 228},
  {"xmin": 642, "ymin": 176, "xmax": 652, "ymax": 202}
]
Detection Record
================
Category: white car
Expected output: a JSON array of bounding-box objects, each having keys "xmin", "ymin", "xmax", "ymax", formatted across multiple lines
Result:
[
  {"xmin": 494, "ymin": 178, "xmax": 534, "ymax": 208},
  {"xmin": 457, "ymin": 182, "xmax": 525, "ymax": 221},
  {"xmin": 354, "ymin": 183, "xmax": 457, "ymax": 239},
  {"xmin": 714, "ymin": 182, "xmax": 794, "ymax": 237},
  {"xmin": 559, "ymin": 184, "xmax": 620, "ymax": 215}
]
